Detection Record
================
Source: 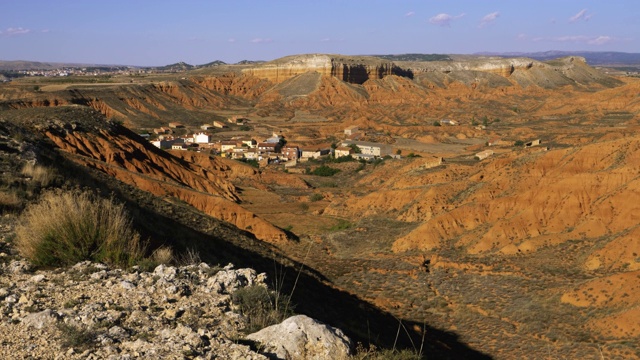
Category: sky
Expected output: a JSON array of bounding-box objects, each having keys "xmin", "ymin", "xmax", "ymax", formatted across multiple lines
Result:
[{"xmin": 1, "ymin": 0, "xmax": 638, "ymax": 66}]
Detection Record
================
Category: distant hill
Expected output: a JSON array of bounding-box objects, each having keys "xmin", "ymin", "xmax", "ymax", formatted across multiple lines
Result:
[
  {"xmin": 475, "ymin": 51, "xmax": 640, "ymax": 66},
  {"xmin": 0, "ymin": 60, "xmax": 128, "ymax": 71},
  {"xmin": 199, "ymin": 60, "xmax": 227, "ymax": 67},
  {"xmin": 372, "ymin": 54, "xmax": 452, "ymax": 62},
  {"xmin": 235, "ymin": 60, "xmax": 266, "ymax": 65},
  {"xmin": 151, "ymin": 61, "xmax": 195, "ymax": 71}
]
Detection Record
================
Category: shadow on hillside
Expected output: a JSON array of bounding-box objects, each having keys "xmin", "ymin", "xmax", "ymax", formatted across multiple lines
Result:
[{"xmin": 47, "ymin": 141, "xmax": 492, "ymax": 360}]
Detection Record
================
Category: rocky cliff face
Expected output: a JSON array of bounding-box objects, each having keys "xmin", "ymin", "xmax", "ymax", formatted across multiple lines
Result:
[{"xmin": 241, "ymin": 54, "xmax": 411, "ymax": 84}]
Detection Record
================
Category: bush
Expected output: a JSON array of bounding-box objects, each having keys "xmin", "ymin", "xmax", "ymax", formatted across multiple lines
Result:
[
  {"xmin": 232, "ymin": 285, "xmax": 294, "ymax": 333},
  {"xmin": 329, "ymin": 219, "xmax": 352, "ymax": 231},
  {"xmin": 57, "ymin": 323, "xmax": 96, "ymax": 350},
  {"xmin": 309, "ymin": 193, "xmax": 324, "ymax": 202},
  {"xmin": 16, "ymin": 190, "xmax": 145, "ymax": 268},
  {"xmin": 21, "ymin": 163, "xmax": 56, "ymax": 187},
  {"xmin": 0, "ymin": 192, "xmax": 23, "ymax": 214},
  {"xmin": 331, "ymin": 155, "xmax": 355, "ymax": 163},
  {"xmin": 311, "ymin": 165, "xmax": 340, "ymax": 177},
  {"xmin": 353, "ymin": 343, "xmax": 423, "ymax": 360},
  {"xmin": 238, "ymin": 159, "xmax": 259, "ymax": 168}
]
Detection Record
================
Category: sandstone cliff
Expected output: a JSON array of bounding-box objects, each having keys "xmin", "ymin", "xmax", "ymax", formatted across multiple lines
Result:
[{"xmin": 241, "ymin": 54, "xmax": 411, "ymax": 84}]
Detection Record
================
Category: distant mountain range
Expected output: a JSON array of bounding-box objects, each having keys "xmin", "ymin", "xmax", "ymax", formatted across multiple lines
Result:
[
  {"xmin": 2, "ymin": 51, "xmax": 639, "ymax": 72},
  {"xmin": 474, "ymin": 51, "xmax": 640, "ymax": 66},
  {"xmin": 0, "ymin": 60, "xmax": 233, "ymax": 72}
]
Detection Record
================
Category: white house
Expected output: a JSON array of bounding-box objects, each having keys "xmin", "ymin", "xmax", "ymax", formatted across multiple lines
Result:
[
  {"xmin": 193, "ymin": 133, "xmax": 211, "ymax": 144},
  {"xmin": 341, "ymin": 141, "xmax": 388, "ymax": 156},
  {"xmin": 334, "ymin": 146, "xmax": 354, "ymax": 158}
]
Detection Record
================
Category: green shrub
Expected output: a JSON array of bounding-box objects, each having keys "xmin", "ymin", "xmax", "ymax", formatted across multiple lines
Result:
[
  {"xmin": 57, "ymin": 323, "xmax": 96, "ymax": 350},
  {"xmin": 311, "ymin": 165, "xmax": 340, "ymax": 177},
  {"xmin": 329, "ymin": 219, "xmax": 352, "ymax": 231},
  {"xmin": 309, "ymin": 193, "xmax": 324, "ymax": 202},
  {"xmin": 16, "ymin": 190, "xmax": 145, "ymax": 268},
  {"xmin": 238, "ymin": 159, "xmax": 259, "ymax": 168},
  {"xmin": 232, "ymin": 285, "xmax": 294, "ymax": 333},
  {"xmin": 331, "ymin": 155, "xmax": 355, "ymax": 163}
]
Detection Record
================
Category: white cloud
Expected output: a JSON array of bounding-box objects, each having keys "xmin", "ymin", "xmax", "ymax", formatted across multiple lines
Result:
[
  {"xmin": 554, "ymin": 35, "xmax": 589, "ymax": 42},
  {"xmin": 250, "ymin": 38, "xmax": 272, "ymax": 44},
  {"xmin": 588, "ymin": 36, "xmax": 612, "ymax": 45},
  {"xmin": 548, "ymin": 35, "xmax": 613, "ymax": 45},
  {"xmin": 479, "ymin": 11, "xmax": 499, "ymax": 28},
  {"xmin": 405, "ymin": 11, "xmax": 415, "ymax": 17},
  {"xmin": 3, "ymin": 27, "xmax": 30, "ymax": 36},
  {"xmin": 569, "ymin": 9, "xmax": 592, "ymax": 23},
  {"xmin": 516, "ymin": 33, "xmax": 527, "ymax": 41},
  {"xmin": 429, "ymin": 13, "xmax": 465, "ymax": 27},
  {"xmin": 228, "ymin": 38, "xmax": 236, "ymax": 43}
]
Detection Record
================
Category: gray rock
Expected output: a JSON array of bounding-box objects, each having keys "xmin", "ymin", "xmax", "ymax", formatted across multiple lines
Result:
[
  {"xmin": 207, "ymin": 267, "xmax": 260, "ymax": 294},
  {"xmin": 30, "ymin": 274, "xmax": 46, "ymax": 283},
  {"xmin": 8, "ymin": 260, "xmax": 31, "ymax": 274},
  {"xmin": 91, "ymin": 270, "xmax": 108, "ymax": 280},
  {"xmin": 153, "ymin": 264, "xmax": 177, "ymax": 280},
  {"xmin": 247, "ymin": 315, "xmax": 352, "ymax": 360},
  {"xmin": 22, "ymin": 309, "xmax": 58, "ymax": 329},
  {"xmin": 120, "ymin": 280, "xmax": 135, "ymax": 290}
]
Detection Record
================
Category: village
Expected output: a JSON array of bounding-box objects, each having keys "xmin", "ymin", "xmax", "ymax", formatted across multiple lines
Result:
[{"xmin": 144, "ymin": 117, "xmax": 397, "ymax": 168}]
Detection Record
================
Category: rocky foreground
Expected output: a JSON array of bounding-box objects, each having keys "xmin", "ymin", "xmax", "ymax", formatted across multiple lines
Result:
[{"xmin": 0, "ymin": 258, "xmax": 352, "ymax": 359}]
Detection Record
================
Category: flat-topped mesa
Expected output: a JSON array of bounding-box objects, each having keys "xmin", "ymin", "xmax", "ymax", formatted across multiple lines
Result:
[
  {"xmin": 241, "ymin": 54, "xmax": 411, "ymax": 84},
  {"xmin": 399, "ymin": 57, "xmax": 536, "ymax": 77}
]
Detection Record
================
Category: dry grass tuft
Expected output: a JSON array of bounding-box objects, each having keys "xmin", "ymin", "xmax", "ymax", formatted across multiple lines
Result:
[
  {"xmin": 16, "ymin": 190, "xmax": 145, "ymax": 268},
  {"xmin": 151, "ymin": 246, "xmax": 174, "ymax": 265},
  {"xmin": 0, "ymin": 192, "xmax": 23, "ymax": 214},
  {"xmin": 21, "ymin": 163, "xmax": 56, "ymax": 187}
]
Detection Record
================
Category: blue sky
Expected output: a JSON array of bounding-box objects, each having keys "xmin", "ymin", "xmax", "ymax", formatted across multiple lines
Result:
[{"xmin": 1, "ymin": 0, "xmax": 638, "ymax": 66}]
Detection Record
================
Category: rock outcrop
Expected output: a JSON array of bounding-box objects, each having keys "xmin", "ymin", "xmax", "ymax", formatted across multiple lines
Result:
[
  {"xmin": 0, "ymin": 260, "xmax": 270, "ymax": 359},
  {"xmin": 247, "ymin": 315, "xmax": 353, "ymax": 360}
]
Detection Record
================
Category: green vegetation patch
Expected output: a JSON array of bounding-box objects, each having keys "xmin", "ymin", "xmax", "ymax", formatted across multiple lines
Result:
[{"xmin": 310, "ymin": 165, "xmax": 340, "ymax": 177}]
